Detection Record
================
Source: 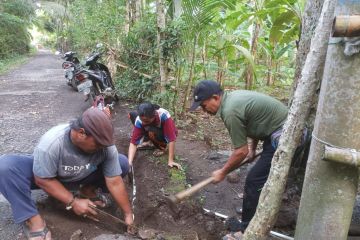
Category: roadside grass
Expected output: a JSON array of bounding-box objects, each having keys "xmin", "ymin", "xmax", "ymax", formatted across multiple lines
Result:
[
  {"xmin": 150, "ymin": 154, "xmax": 187, "ymax": 195},
  {"xmin": 167, "ymin": 161, "xmax": 187, "ymax": 194},
  {"xmin": 0, "ymin": 49, "xmax": 37, "ymax": 75}
]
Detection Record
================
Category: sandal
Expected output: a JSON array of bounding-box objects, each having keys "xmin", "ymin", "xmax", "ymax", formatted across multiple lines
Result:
[
  {"xmin": 23, "ymin": 221, "xmax": 51, "ymax": 240},
  {"xmin": 222, "ymin": 231, "xmax": 243, "ymax": 240}
]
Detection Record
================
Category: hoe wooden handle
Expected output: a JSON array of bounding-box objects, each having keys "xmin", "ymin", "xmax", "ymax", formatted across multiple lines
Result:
[
  {"xmin": 169, "ymin": 176, "xmax": 215, "ymax": 203},
  {"xmin": 168, "ymin": 151, "xmax": 263, "ymax": 204}
]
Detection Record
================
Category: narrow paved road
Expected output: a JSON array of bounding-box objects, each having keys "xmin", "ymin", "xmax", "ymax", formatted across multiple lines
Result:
[{"xmin": 0, "ymin": 50, "xmax": 116, "ymax": 239}]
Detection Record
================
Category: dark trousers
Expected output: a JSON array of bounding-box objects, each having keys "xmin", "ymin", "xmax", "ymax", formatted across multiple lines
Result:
[
  {"xmin": 0, "ymin": 154, "xmax": 129, "ymax": 224},
  {"xmin": 240, "ymin": 137, "xmax": 275, "ymax": 231}
]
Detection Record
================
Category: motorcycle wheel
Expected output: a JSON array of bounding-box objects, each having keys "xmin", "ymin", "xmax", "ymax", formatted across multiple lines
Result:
[
  {"xmin": 89, "ymin": 83, "xmax": 101, "ymax": 107},
  {"xmin": 71, "ymin": 78, "xmax": 78, "ymax": 91},
  {"xmin": 103, "ymin": 71, "xmax": 119, "ymax": 102},
  {"xmin": 104, "ymin": 70, "xmax": 115, "ymax": 89}
]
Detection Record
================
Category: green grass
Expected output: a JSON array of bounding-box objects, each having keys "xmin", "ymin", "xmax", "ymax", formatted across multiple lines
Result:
[
  {"xmin": 152, "ymin": 154, "xmax": 187, "ymax": 194},
  {"xmin": 0, "ymin": 49, "xmax": 36, "ymax": 75}
]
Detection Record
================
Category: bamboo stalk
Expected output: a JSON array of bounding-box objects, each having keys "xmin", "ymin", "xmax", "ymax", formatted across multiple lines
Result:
[{"xmin": 323, "ymin": 146, "xmax": 360, "ymax": 167}]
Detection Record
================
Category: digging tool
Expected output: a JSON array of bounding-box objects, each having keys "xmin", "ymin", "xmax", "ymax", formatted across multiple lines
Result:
[
  {"xmin": 88, "ymin": 206, "xmax": 165, "ymax": 239},
  {"xmin": 88, "ymin": 205, "xmax": 138, "ymax": 235},
  {"xmin": 89, "ymin": 205, "xmax": 129, "ymax": 227},
  {"xmin": 168, "ymin": 151, "xmax": 262, "ymax": 204},
  {"xmin": 169, "ymin": 176, "xmax": 215, "ymax": 204}
]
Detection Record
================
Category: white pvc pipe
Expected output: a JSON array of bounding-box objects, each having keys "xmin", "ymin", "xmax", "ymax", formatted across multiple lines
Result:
[
  {"xmin": 131, "ymin": 166, "xmax": 136, "ymax": 220},
  {"xmin": 202, "ymin": 208, "xmax": 294, "ymax": 240}
]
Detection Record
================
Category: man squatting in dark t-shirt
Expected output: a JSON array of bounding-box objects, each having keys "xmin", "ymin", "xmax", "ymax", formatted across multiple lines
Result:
[{"xmin": 0, "ymin": 108, "xmax": 134, "ymax": 239}]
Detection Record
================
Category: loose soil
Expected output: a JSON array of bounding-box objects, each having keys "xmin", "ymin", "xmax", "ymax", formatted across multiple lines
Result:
[
  {"xmin": 0, "ymin": 51, "xmax": 230, "ymax": 240},
  {"xmin": 3, "ymin": 51, "xmax": 359, "ymax": 240}
]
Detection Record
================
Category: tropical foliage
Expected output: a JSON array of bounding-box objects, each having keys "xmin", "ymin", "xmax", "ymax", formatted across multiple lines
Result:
[
  {"xmin": 0, "ymin": 0, "xmax": 35, "ymax": 58},
  {"xmin": 7, "ymin": 0, "xmax": 305, "ymax": 115}
]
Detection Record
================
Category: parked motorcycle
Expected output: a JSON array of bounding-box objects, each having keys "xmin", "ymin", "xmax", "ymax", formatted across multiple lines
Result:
[
  {"xmin": 62, "ymin": 51, "xmax": 81, "ymax": 90},
  {"xmin": 76, "ymin": 44, "xmax": 118, "ymax": 106}
]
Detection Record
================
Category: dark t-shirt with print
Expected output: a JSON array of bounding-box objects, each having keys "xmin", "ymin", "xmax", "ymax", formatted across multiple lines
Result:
[{"xmin": 33, "ymin": 124, "xmax": 121, "ymax": 182}]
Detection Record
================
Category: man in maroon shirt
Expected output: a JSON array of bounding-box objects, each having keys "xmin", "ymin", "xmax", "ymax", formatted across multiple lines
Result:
[{"xmin": 128, "ymin": 102, "xmax": 181, "ymax": 169}]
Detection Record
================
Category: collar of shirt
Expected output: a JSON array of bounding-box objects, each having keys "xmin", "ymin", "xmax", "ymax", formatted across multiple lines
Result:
[{"xmin": 216, "ymin": 91, "xmax": 228, "ymax": 118}]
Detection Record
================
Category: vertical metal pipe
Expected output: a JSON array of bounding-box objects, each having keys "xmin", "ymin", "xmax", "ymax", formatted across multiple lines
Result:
[{"xmin": 295, "ymin": 1, "xmax": 360, "ymax": 240}]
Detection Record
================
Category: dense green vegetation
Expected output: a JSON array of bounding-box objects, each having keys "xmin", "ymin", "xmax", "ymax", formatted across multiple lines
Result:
[
  {"xmin": 0, "ymin": 0, "xmax": 35, "ymax": 58},
  {"xmin": 7, "ymin": 0, "xmax": 305, "ymax": 115}
]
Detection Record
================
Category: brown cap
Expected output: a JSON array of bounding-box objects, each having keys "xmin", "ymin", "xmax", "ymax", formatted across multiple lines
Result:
[{"xmin": 82, "ymin": 108, "xmax": 114, "ymax": 146}]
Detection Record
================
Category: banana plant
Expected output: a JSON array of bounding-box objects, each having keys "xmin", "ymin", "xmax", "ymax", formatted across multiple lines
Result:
[
  {"xmin": 206, "ymin": 29, "xmax": 256, "ymax": 87},
  {"xmin": 218, "ymin": 0, "xmax": 302, "ymax": 88},
  {"xmin": 260, "ymin": 38, "xmax": 294, "ymax": 86}
]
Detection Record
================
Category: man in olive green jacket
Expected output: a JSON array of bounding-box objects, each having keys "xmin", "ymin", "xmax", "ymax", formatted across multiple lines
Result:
[{"xmin": 190, "ymin": 80, "xmax": 289, "ymax": 236}]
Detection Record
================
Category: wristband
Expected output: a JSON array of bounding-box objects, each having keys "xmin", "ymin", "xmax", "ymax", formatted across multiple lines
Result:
[{"xmin": 66, "ymin": 195, "xmax": 76, "ymax": 210}]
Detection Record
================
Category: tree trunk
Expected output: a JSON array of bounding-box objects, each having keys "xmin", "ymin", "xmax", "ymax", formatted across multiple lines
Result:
[
  {"xmin": 173, "ymin": 61, "xmax": 182, "ymax": 118},
  {"xmin": 245, "ymin": 22, "xmax": 260, "ymax": 89},
  {"xmin": 156, "ymin": 0, "xmax": 168, "ymax": 92},
  {"xmin": 288, "ymin": 0, "xmax": 326, "ymax": 174},
  {"xmin": 216, "ymin": 56, "xmax": 221, "ymax": 82},
  {"xmin": 173, "ymin": 0, "xmax": 182, "ymax": 19},
  {"xmin": 201, "ymin": 38, "xmax": 207, "ymax": 79},
  {"xmin": 291, "ymin": 0, "xmax": 325, "ymax": 95},
  {"xmin": 124, "ymin": 0, "xmax": 130, "ymax": 35},
  {"xmin": 289, "ymin": 0, "xmax": 325, "ymax": 117},
  {"xmin": 242, "ymin": 0, "xmax": 336, "ymax": 239},
  {"xmin": 182, "ymin": 34, "xmax": 198, "ymax": 115},
  {"xmin": 134, "ymin": 0, "xmax": 142, "ymax": 22},
  {"xmin": 266, "ymin": 55, "xmax": 273, "ymax": 86},
  {"xmin": 295, "ymin": 2, "xmax": 360, "ymax": 239},
  {"xmin": 219, "ymin": 58, "xmax": 227, "ymax": 87}
]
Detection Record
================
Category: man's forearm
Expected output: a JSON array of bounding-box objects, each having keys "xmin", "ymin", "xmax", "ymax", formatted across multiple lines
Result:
[
  {"xmin": 221, "ymin": 144, "xmax": 248, "ymax": 174},
  {"xmin": 248, "ymin": 138, "xmax": 259, "ymax": 153},
  {"xmin": 128, "ymin": 143, "xmax": 137, "ymax": 165},
  {"xmin": 168, "ymin": 141, "xmax": 175, "ymax": 164},
  {"xmin": 34, "ymin": 177, "xmax": 73, "ymax": 204},
  {"xmin": 106, "ymin": 177, "xmax": 132, "ymax": 215}
]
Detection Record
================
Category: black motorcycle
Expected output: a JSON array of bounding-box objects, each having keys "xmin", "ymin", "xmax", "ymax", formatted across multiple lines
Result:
[
  {"xmin": 62, "ymin": 51, "xmax": 81, "ymax": 90},
  {"xmin": 76, "ymin": 44, "xmax": 118, "ymax": 105}
]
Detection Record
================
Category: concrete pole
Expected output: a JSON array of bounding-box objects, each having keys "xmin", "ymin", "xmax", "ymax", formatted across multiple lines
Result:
[{"xmin": 295, "ymin": 1, "xmax": 360, "ymax": 240}]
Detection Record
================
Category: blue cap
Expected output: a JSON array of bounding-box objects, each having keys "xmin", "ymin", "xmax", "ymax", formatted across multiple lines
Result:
[{"xmin": 189, "ymin": 80, "xmax": 222, "ymax": 111}]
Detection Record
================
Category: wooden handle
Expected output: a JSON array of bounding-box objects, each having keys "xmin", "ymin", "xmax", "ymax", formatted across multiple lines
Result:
[
  {"xmin": 169, "ymin": 151, "xmax": 263, "ymax": 204},
  {"xmin": 170, "ymin": 176, "xmax": 215, "ymax": 203}
]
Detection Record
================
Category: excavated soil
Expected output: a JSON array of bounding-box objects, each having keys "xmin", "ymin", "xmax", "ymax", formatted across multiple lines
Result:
[
  {"xmin": 0, "ymin": 51, "xmax": 228, "ymax": 240},
  {"xmin": 1, "ymin": 50, "xmax": 324, "ymax": 240}
]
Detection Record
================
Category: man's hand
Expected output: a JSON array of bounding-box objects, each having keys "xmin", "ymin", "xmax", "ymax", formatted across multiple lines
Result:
[
  {"xmin": 245, "ymin": 138, "xmax": 258, "ymax": 163},
  {"xmin": 72, "ymin": 198, "xmax": 97, "ymax": 217},
  {"xmin": 212, "ymin": 169, "xmax": 227, "ymax": 183},
  {"xmin": 168, "ymin": 161, "xmax": 182, "ymax": 170},
  {"xmin": 244, "ymin": 149, "xmax": 256, "ymax": 164},
  {"xmin": 103, "ymin": 106, "xmax": 111, "ymax": 118},
  {"xmin": 124, "ymin": 213, "xmax": 136, "ymax": 234},
  {"xmin": 246, "ymin": 149, "xmax": 255, "ymax": 160}
]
